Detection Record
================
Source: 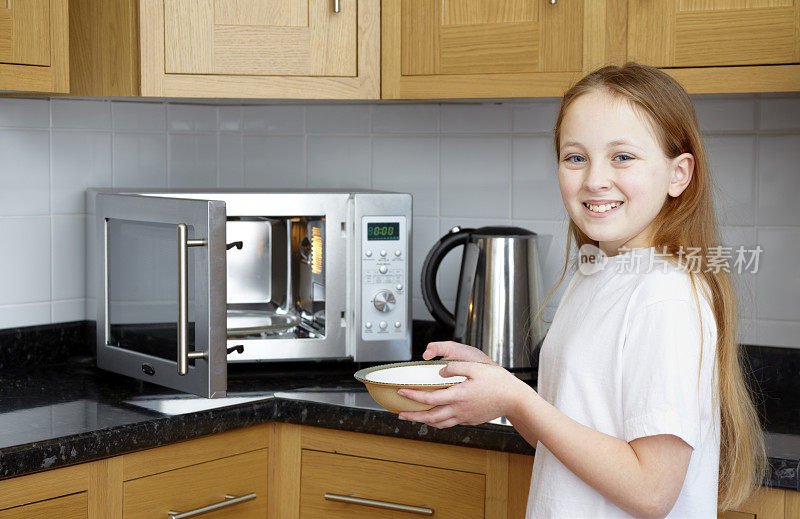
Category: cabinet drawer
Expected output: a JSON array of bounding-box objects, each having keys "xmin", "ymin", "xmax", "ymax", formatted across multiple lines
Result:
[
  {"xmin": 0, "ymin": 492, "xmax": 87, "ymax": 518},
  {"xmin": 300, "ymin": 449, "xmax": 485, "ymax": 518},
  {"xmin": 124, "ymin": 448, "xmax": 268, "ymax": 519}
]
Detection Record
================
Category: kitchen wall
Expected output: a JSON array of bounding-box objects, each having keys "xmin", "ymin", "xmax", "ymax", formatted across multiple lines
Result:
[{"xmin": 0, "ymin": 94, "xmax": 798, "ymax": 347}]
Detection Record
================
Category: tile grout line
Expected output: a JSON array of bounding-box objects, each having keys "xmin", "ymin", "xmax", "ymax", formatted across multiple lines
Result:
[{"xmin": 48, "ymin": 98, "xmax": 54, "ymax": 323}]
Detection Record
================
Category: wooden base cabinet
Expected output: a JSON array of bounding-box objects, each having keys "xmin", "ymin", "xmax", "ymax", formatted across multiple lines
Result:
[{"xmin": 2, "ymin": 422, "xmax": 800, "ymax": 519}]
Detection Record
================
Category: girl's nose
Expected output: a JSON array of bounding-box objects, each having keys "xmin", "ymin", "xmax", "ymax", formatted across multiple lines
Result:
[{"xmin": 582, "ymin": 163, "xmax": 613, "ymax": 192}]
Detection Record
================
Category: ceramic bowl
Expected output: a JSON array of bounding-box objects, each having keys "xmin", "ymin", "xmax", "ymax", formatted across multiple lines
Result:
[{"xmin": 354, "ymin": 360, "xmax": 466, "ymax": 413}]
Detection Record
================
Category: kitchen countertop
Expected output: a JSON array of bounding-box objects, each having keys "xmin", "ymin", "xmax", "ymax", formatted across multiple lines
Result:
[{"xmin": 0, "ymin": 321, "xmax": 798, "ymax": 493}]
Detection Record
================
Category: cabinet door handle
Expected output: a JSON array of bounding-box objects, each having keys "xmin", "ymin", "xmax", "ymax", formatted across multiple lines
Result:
[
  {"xmin": 549, "ymin": 0, "xmax": 557, "ymax": 4},
  {"xmin": 168, "ymin": 492, "xmax": 257, "ymax": 518},
  {"xmin": 177, "ymin": 222, "xmax": 208, "ymax": 376},
  {"xmin": 324, "ymin": 493, "xmax": 434, "ymax": 515},
  {"xmin": 333, "ymin": 0, "xmax": 340, "ymax": 13}
]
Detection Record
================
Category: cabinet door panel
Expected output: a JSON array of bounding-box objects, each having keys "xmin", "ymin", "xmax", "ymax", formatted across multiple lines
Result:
[
  {"xmin": 300, "ymin": 449, "xmax": 485, "ymax": 518},
  {"xmin": 164, "ymin": 0, "xmax": 356, "ymax": 76},
  {"xmin": 629, "ymin": 0, "xmax": 800, "ymax": 67},
  {"xmin": 401, "ymin": 0, "xmax": 581, "ymax": 76},
  {"xmin": 0, "ymin": 492, "xmax": 87, "ymax": 519},
  {"xmin": 123, "ymin": 449, "xmax": 268, "ymax": 519},
  {"xmin": 0, "ymin": 0, "xmax": 50, "ymax": 66}
]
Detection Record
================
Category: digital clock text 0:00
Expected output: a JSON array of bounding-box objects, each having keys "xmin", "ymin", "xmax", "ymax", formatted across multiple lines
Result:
[{"xmin": 367, "ymin": 222, "xmax": 400, "ymax": 241}]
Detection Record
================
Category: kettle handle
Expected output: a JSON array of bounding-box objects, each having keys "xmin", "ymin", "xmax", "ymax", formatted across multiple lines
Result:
[{"xmin": 420, "ymin": 227, "xmax": 474, "ymax": 329}]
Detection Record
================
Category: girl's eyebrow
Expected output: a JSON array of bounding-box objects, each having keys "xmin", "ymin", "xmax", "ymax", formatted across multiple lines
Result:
[{"xmin": 561, "ymin": 139, "xmax": 643, "ymax": 149}]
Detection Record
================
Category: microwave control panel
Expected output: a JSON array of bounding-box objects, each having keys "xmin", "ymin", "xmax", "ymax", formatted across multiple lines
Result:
[{"xmin": 360, "ymin": 215, "xmax": 408, "ymax": 341}]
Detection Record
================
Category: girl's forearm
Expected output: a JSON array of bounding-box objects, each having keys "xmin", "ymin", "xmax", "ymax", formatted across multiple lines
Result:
[{"xmin": 507, "ymin": 386, "xmax": 661, "ymax": 518}]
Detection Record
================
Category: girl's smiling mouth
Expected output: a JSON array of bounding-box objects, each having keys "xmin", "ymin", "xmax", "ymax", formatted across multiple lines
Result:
[{"xmin": 582, "ymin": 200, "xmax": 624, "ymax": 217}]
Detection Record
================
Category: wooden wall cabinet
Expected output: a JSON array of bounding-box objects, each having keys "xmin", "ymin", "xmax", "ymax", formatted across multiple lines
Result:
[
  {"xmin": 0, "ymin": 0, "xmax": 68, "ymax": 93},
  {"xmin": 629, "ymin": 0, "xmax": 800, "ymax": 94},
  {"xmin": 382, "ymin": 0, "xmax": 596, "ymax": 99},
  {"xmin": 69, "ymin": 0, "xmax": 379, "ymax": 99}
]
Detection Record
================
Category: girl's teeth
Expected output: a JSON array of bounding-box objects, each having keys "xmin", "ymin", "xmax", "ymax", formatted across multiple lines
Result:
[{"xmin": 586, "ymin": 202, "xmax": 620, "ymax": 213}]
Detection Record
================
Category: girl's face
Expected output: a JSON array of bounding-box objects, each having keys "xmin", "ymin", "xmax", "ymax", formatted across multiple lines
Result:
[{"xmin": 557, "ymin": 89, "xmax": 693, "ymax": 256}]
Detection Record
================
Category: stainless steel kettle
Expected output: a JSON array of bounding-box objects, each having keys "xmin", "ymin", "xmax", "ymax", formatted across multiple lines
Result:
[{"xmin": 420, "ymin": 226, "xmax": 545, "ymax": 369}]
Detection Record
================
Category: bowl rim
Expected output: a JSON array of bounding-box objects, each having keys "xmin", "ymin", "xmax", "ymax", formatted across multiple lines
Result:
[{"xmin": 354, "ymin": 360, "xmax": 466, "ymax": 387}]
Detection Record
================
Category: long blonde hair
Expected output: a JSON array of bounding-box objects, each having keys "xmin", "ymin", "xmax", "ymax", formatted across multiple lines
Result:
[{"xmin": 542, "ymin": 62, "xmax": 767, "ymax": 511}]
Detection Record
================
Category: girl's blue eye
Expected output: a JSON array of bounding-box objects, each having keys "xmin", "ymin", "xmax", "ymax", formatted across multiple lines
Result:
[
  {"xmin": 614, "ymin": 153, "xmax": 634, "ymax": 161},
  {"xmin": 565, "ymin": 155, "xmax": 586, "ymax": 163}
]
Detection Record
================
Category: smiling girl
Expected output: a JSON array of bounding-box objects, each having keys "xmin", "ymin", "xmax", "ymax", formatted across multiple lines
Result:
[{"xmin": 397, "ymin": 63, "xmax": 767, "ymax": 518}]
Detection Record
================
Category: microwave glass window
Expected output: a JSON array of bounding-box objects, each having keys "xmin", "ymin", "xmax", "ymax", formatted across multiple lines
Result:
[
  {"xmin": 367, "ymin": 222, "xmax": 399, "ymax": 241},
  {"xmin": 106, "ymin": 218, "xmax": 196, "ymax": 362},
  {"xmin": 225, "ymin": 215, "xmax": 326, "ymax": 341}
]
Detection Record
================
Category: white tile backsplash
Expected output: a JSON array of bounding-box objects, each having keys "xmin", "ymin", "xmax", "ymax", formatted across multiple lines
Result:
[
  {"xmin": 113, "ymin": 132, "xmax": 168, "ymax": 188},
  {"xmin": 706, "ymin": 135, "xmax": 756, "ymax": 226},
  {"xmin": 372, "ymin": 136, "xmax": 438, "ymax": 216},
  {"xmin": 52, "ymin": 99, "xmax": 111, "ymax": 130},
  {"xmin": 169, "ymin": 133, "xmax": 218, "ymax": 188},
  {"xmin": 757, "ymin": 134, "xmax": 800, "ymax": 226},
  {"xmin": 693, "ymin": 97, "xmax": 756, "ymax": 133},
  {"xmin": 307, "ymin": 136, "xmax": 370, "ymax": 188},
  {"xmin": 307, "ymin": 105, "xmax": 370, "ymax": 134},
  {"xmin": 759, "ymin": 97, "xmax": 800, "ymax": 131},
  {"xmin": 440, "ymin": 136, "xmax": 511, "ymax": 218},
  {"xmin": 0, "ymin": 94, "xmax": 797, "ymax": 349},
  {"xmin": 243, "ymin": 105, "xmax": 304, "ymax": 134},
  {"xmin": 0, "ymin": 217, "xmax": 51, "ymax": 305},
  {"xmin": 0, "ymin": 130, "xmax": 50, "ymax": 216},
  {"xmin": 167, "ymin": 104, "xmax": 218, "ymax": 132},
  {"xmin": 0, "ymin": 98, "xmax": 50, "ymax": 128},
  {"xmin": 112, "ymin": 101, "xmax": 166, "ymax": 132},
  {"xmin": 51, "ymin": 131, "xmax": 112, "ymax": 214},
  {"xmin": 441, "ymin": 104, "xmax": 512, "ymax": 133},
  {"xmin": 244, "ymin": 135, "xmax": 306, "ymax": 188}
]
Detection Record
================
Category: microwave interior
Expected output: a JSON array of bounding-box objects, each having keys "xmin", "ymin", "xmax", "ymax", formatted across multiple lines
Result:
[{"xmin": 106, "ymin": 215, "xmax": 327, "ymax": 360}]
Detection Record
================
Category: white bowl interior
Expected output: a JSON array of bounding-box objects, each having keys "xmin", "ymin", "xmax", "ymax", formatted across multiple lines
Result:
[{"xmin": 365, "ymin": 364, "xmax": 466, "ymax": 385}]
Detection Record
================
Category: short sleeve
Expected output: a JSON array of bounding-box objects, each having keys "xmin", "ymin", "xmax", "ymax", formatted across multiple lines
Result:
[{"xmin": 621, "ymin": 298, "xmax": 705, "ymax": 449}]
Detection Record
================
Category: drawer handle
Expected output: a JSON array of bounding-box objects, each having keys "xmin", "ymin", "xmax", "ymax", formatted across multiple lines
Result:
[
  {"xmin": 324, "ymin": 493, "xmax": 433, "ymax": 515},
  {"xmin": 167, "ymin": 492, "xmax": 257, "ymax": 518}
]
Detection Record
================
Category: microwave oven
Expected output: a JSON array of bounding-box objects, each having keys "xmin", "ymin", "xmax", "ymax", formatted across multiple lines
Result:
[{"xmin": 86, "ymin": 189, "xmax": 412, "ymax": 397}]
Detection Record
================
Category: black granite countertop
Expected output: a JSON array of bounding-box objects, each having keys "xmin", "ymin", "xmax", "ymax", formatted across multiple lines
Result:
[{"xmin": 0, "ymin": 321, "xmax": 798, "ymax": 493}]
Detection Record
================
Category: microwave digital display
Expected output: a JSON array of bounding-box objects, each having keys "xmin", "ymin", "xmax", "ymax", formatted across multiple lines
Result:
[{"xmin": 367, "ymin": 222, "xmax": 399, "ymax": 241}]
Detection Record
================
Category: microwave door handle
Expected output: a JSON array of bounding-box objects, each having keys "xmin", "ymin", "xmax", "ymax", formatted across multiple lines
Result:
[{"xmin": 177, "ymin": 223, "xmax": 209, "ymax": 376}]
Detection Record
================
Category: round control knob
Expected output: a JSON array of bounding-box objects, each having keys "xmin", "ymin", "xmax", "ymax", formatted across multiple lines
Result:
[
  {"xmin": 373, "ymin": 290, "xmax": 396, "ymax": 313},
  {"xmin": 380, "ymin": 250, "xmax": 387, "ymax": 257},
  {"xmin": 379, "ymin": 265, "xmax": 388, "ymax": 274},
  {"xmin": 365, "ymin": 321, "xmax": 372, "ymax": 329},
  {"xmin": 396, "ymin": 283, "xmax": 404, "ymax": 291},
  {"xmin": 379, "ymin": 321, "xmax": 388, "ymax": 330},
  {"xmin": 395, "ymin": 250, "xmax": 401, "ymax": 256},
  {"xmin": 394, "ymin": 321, "xmax": 401, "ymax": 328},
  {"xmin": 365, "ymin": 250, "xmax": 373, "ymax": 257}
]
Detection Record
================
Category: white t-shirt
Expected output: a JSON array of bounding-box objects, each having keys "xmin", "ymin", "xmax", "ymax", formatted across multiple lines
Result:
[{"xmin": 525, "ymin": 246, "xmax": 721, "ymax": 518}]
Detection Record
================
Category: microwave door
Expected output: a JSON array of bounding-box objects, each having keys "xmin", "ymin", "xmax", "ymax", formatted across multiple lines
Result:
[{"xmin": 95, "ymin": 193, "xmax": 227, "ymax": 398}]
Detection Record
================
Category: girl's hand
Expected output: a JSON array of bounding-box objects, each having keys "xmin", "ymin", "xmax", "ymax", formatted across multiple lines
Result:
[
  {"xmin": 396, "ymin": 361, "xmax": 531, "ymax": 428},
  {"xmin": 422, "ymin": 340, "xmax": 497, "ymax": 366}
]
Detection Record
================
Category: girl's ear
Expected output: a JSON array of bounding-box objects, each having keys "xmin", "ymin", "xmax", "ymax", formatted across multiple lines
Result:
[{"xmin": 668, "ymin": 153, "xmax": 694, "ymax": 197}]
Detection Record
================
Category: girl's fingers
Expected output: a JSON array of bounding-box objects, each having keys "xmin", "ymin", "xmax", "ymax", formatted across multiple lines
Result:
[
  {"xmin": 429, "ymin": 417, "xmax": 460, "ymax": 429},
  {"xmin": 397, "ymin": 387, "xmax": 452, "ymax": 406},
  {"xmin": 399, "ymin": 405, "xmax": 453, "ymax": 424},
  {"xmin": 423, "ymin": 340, "xmax": 460, "ymax": 360},
  {"xmin": 439, "ymin": 360, "xmax": 479, "ymax": 379}
]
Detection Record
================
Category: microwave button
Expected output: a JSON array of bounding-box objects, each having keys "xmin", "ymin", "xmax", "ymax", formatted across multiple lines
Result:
[
  {"xmin": 379, "ymin": 265, "xmax": 388, "ymax": 274},
  {"xmin": 365, "ymin": 249, "xmax": 373, "ymax": 257},
  {"xmin": 379, "ymin": 321, "xmax": 388, "ymax": 330},
  {"xmin": 395, "ymin": 249, "xmax": 401, "ymax": 257},
  {"xmin": 365, "ymin": 321, "xmax": 373, "ymax": 329},
  {"xmin": 396, "ymin": 283, "xmax": 403, "ymax": 292},
  {"xmin": 380, "ymin": 249, "xmax": 387, "ymax": 257},
  {"xmin": 394, "ymin": 321, "xmax": 401, "ymax": 328}
]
